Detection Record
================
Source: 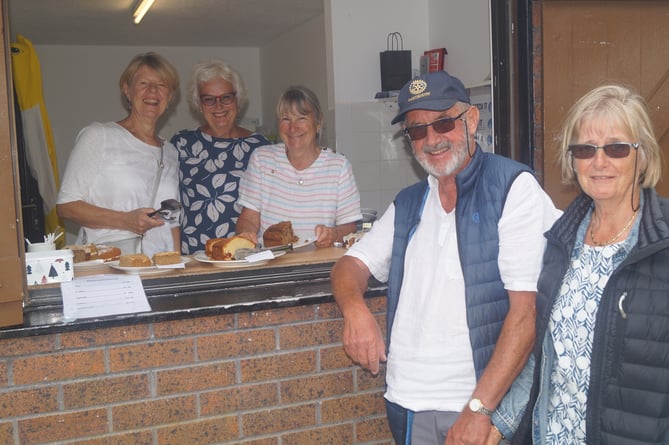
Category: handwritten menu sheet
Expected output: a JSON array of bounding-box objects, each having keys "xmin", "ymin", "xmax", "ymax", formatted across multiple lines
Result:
[{"xmin": 61, "ymin": 275, "xmax": 151, "ymax": 320}]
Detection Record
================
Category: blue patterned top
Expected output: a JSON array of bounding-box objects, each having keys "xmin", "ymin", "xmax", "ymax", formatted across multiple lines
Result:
[
  {"xmin": 545, "ymin": 205, "xmax": 640, "ymax": 443},
  {"xmin": 170, "ymin": 129, "xmax": 270, "ymax": 254}
]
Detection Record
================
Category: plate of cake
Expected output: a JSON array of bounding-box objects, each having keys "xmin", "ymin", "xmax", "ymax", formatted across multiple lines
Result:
[
  {"xmin": 262, "ymin": 221, "xmax": 298, "ymax": 247},
  {"xmin": 106, "ymin": 251, "xmax": 190, "ymax": 275},
  {"xmin": 193, "ymin": 251, "xmax": 285, "ymax": 268},
  {"xmin": 194, "ymin": 235, "xmax": 286, "ymax": 268},
  {"xmin": 65, "ymin": 243, "xmax": 122, "ymax": 269},
  {"xmin": 261, "ymin": 220, "xmax": 312, "ymax": 249}
]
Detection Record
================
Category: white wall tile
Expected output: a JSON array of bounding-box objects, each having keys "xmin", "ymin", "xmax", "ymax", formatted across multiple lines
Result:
[
  {"xmin": 380, "ymin": 190, "xmax": 399, "ymax": 213},
  {"xmin": 381, "ymin": 132, "xmax": 411, "ymax": 160},
  {"xmin": 342, "ymin": 131, "xmax": 381, "ymax": 162},
  {"xmin": 351, "ymin": 102, "xmax": 383, "ymax": 133},
  {"xmin": 380, "ymin": 160, "xmax": 410, "ymax": 190},
  {"xmin": 379, "ymin": 99, "xmax": 400, "ymax": 130},
  {"xmin": 355, "ymin": 160, "xmax": 383, "ymax": 192},
  {"xmin": 359, "ymin": 190, "xmax": 384, "ymax": 213}
]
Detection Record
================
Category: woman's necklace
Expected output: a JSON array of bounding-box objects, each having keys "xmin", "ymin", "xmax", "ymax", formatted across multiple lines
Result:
[
  {"xmin": 288, "ymin": 147, "xmax": 321, "ymax": 185},
  {"xmin": 590, "ymin": 210, "xmax": 638, "ymax": 246}
]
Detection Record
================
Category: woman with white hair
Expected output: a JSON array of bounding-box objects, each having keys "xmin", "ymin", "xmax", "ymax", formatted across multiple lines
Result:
[{"xmin": 170, "ymin": 59, "xmax": 270, "ymax": 254}]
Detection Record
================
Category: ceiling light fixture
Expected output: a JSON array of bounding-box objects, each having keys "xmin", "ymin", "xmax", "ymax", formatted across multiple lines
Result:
[{"xmin": 133, "ymin": 0, "xmax": 156, "ymax": 24}]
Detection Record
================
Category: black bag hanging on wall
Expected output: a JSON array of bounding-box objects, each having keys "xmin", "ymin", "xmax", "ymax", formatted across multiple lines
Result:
[{"xmin": 380, "ymin": 32, "xmax": 412, "ymax": 92}]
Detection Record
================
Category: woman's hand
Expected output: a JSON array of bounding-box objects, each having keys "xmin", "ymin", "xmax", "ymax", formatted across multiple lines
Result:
[
  {"xmin": 314, "ymin": 224, "xmax": 337, "ymax": 248},
  {"xmin": 236, "ymin": 208, "xmax": 260, "ymax": 245},
  {"xmin": 236, "ymin": 231, "xmax": 258, "ymax": 246},
  {"xmin": 127, "ymin": 208, "xmax": 165, "ymax": 235},
  {"xmin": 57, "ymin": 200, "xmax": 164, "ymax": 235},
  {"xmin": 314, "ymin": 222, "xmax": 356, "ymax": 248}
]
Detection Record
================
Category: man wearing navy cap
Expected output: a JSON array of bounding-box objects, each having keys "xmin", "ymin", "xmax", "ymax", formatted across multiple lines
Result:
[{"xmin": 331, "ymin": 71, "xmax": 561, "ymax": 444}]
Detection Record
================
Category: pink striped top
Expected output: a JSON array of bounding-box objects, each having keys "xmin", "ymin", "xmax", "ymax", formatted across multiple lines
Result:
[{"xmin": 237, "ymin": 144, "xmax": 362, "ymax": 243}]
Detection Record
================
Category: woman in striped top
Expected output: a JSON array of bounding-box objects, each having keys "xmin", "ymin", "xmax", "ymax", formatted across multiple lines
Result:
[{"xmin": 236, "ymin": 86, "xmax": 362, "ymax": 248}]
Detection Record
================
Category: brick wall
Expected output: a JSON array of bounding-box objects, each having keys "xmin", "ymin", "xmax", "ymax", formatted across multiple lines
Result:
[{"xmin": 0, "ymin": 296, "xmax": 391, "ymax": 445}]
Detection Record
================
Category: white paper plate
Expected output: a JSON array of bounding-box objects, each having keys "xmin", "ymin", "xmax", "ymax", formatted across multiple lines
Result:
[
  {"xmin": 193, "ymin": 251, "xmax": 285, "ymax": 268},
  {"xmin": 106, "ymin": 257, "xmax": 191, "ymax": 275},
  {"xmin": 291, "ymin": 239, "xmax": 314, "ymax": 249},
  {"xmin": 73, "ymin": 259, "xmax": 106, "ymax": 270}
]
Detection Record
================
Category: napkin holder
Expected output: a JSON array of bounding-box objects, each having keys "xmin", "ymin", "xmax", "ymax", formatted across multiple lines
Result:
[{"xmin": 25, "ymin": 249, "xmax": 74, "ymax": 286}]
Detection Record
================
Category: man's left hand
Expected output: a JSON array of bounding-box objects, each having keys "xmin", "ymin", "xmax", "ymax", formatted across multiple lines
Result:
[{"xmin": 444, "ymin": 409, "xmax": 491, "ymax": 445}]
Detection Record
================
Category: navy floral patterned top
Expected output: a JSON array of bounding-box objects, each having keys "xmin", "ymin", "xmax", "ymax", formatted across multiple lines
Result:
[{"xmin": 170, "ymin": 129, "xmax": 270, "ymax": 254}]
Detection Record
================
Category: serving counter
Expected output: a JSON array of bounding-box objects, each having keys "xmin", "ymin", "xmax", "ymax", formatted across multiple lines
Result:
[
  {"xmin": 0, "ymin": 245, "xmax": 392, "ymax": 444},
  {"xmin": 18, "ymin": 244, "xmax": 386, "ymax": 336}
]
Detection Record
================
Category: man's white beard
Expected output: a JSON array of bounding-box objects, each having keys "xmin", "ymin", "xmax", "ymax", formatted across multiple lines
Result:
[{"xmin": 414, "ymin": 139, "xmax": 468, "ymax": 178}]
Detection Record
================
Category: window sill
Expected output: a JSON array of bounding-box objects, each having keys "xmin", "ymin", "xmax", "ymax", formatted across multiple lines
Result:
[{"xmin": 4, "ymin": 246, "xmax": 387, "ymax": 339}]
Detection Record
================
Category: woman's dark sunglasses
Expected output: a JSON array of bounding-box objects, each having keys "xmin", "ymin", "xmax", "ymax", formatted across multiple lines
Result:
[
  {"xmin": 403, "ymin": 110, "xmax": 467, "ymax": 141},
  {"xmin": 568, "ymin": 142, "xmax": 639, "ymax": 159}
]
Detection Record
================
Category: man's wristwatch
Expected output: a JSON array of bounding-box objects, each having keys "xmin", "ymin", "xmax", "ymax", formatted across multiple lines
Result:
[{"xmin": 468, "ymin": 398, "xmax": 493, "ymax": 416}]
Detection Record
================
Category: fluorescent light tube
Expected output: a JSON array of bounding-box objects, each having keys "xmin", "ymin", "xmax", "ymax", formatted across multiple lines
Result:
[{"xmin": 133, "ymin": 0, "xmax": 156, "ymax": 24}]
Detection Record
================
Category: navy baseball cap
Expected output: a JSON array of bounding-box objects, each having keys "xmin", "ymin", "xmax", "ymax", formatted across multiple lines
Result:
[{"xmin": 391, "ymin": 71, "xmax": 470, "ymax": 125}]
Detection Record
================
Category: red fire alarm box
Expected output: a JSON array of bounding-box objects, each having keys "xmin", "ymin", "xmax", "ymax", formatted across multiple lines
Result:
[{"xmin": 424, "ymin": 48, "xmax": 447, "ymax": 72}]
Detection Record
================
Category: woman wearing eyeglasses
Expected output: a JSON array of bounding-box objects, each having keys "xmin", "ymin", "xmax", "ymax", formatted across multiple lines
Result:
[
  {"xmin": 170, "ymin": 59, "xmax": 270, "ymax": 254},
  {"xmin": 235, "ymin": 85, "xmax": 362, "ymax": 248},
  {"xmin": 489, "ymin": 84, "xmax": 669, "ymax": 444}
]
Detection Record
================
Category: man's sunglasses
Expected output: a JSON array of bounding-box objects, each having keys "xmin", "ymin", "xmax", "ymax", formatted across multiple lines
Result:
[
  {"xmin": 568, "ymin": 142, "xmax": 639, "ymax": 159},
  {"xmin": 403, "ymin": 110, "xmax": 468, "ymax": 141}
]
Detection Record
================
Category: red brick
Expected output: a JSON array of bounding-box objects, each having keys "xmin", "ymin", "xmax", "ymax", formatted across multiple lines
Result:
[
  {"xmin": 242, "ymin": 403, "xmax": 317, "ymax": 436},
  {"xmin": 0, "ymin": 361, "xmax": 8, "ymax": 387},
  {"xmin": 0, "ymin": 386, "xmax": 58, "ymax": 417},
  {"xmin": 109, "ymin": 338, "xmax": 195, "ymax": 372},
  {"xmin": 112, "ymin": 395, "xmax": 197, "ymax": 430},
  {"xmin": 13, "ymin": 350, "xmax": 106, "ymax": 384},
  {"xmin": 281, "ymin": 371, "xmax": 354, "ymax": 404},
  {"xmin": 366, "ymin": 295, "xmax": 388, "ymax": 315},
  {"xmin": 0, "ymin": 334, "xmax": 57, "ymax": 357},
  {"xmin": 321, "ymin": 392, "xmax": 386, "ymax": 423},
  {"xmin": 239, "ymin": 305, "xmax": 316, "ymax": 328},
  {"xmin": 156, "ymin": 416, "xmax": 239, "ymax": 444},
  {"xmin": 314, "ymin": 301, "xmax": 342, "ymax": 319},
  {"xmin": 60, "ymin": 324, "xmax": 150, "ymax": 348},
  {"xmin": 356, "ymin": 415, "xmax": 393, "ymax": 442},
  {"xmin": 240, "ymin": 350, "xmax": 316, "ymax": 383},
  {"xmin": 279, "ymin": 319, "xmax": 342, "ymax": 349},
  {"xmin": 234, "ymin": 438, "xmax": 278, "ymax": 445},
  {"xmin": 153, "ymin": 313, "xmax": 235, "ymax": 338},
  {"xmin": 68, "ymin": 430, "xmax": 153, "ymax": 445},
  {"xmin": 63, "ymin": 374, "xmax": 150, "ymax": 409},
  {"xmin": 282, "ymin": 423, "xmax": 354, "ymax": 445},
  {"xmin": 18, "ymin": 409, "xmax": 108, "ymax": 444},
  {"xmin": 357, "ymin": 366, "xmax": 386, "ymax": 391},
  {"xmin": 320, "ymin": 345, "xmax": 356, "ymax": 370},
  {"xmin": 376, "ymin": 313, "xmax": 387, "ymax": 337},
  {"xmin": 0, "ymin": 421, "xmax": 12, "ymax": 445},
  {"xmin": 156, "ymin": 361, "xmax": 236, "ymax": 395},
  {"xmin": 197, "ymin": 328, "xmax": 276, "ymax": 361},
  {"xmin": 201, "ymin": 382, "xmax": 278, "ymax": 416}
]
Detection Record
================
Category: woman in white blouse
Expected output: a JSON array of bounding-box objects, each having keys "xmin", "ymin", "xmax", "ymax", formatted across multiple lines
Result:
[{"xmin": 56, "ymin": 52, "xmax": 180, "ymax": 256}]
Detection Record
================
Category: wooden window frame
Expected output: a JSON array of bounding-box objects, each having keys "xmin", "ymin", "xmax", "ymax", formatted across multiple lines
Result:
[{"xmin": 0, "ymin": 1, "xmax": 537, "ymax": 330}]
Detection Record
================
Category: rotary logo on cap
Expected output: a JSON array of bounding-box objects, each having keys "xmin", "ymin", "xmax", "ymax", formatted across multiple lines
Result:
[
  {"xmin": 409, "ymin": 79, "xmax": 427, "ymax": 95},
  {"xmin": 408, "ymin": 79, "xmax": 429, "ymax": 102}
]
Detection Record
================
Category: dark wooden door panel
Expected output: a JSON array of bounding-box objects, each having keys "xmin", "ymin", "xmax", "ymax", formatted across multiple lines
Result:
[{"xmin": 543, "ymin": 2, "xmax": 669, "ymax": 209}]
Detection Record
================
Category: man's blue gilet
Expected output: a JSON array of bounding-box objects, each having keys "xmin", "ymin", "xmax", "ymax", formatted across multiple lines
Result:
[{"xmin": 387, "ymin": 147, "xmax": 532, "ymax": 378}]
